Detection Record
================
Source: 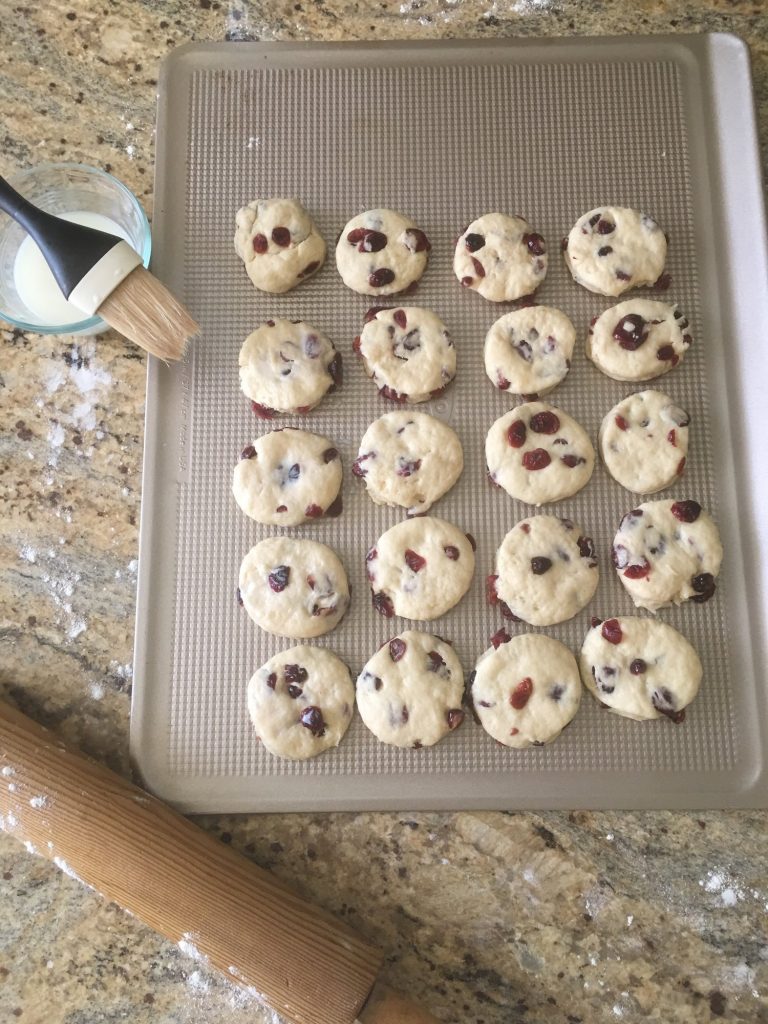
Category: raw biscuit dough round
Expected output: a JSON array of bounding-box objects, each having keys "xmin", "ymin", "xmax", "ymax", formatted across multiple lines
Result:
[
  {"xmin": 564, "ymin": 206, "xmax": 667, "ymax": 297},
  {"xmin": 356, "ymin": 631, "xmax": 465, "ymax": 748},
  {"xmin": 239, "ymin": 319, "xmax": 340, "ymax": 416},
  {"xmin": 587, "ymin": 300, "xmax": 692, "ymax": 382},
  {"xmin": 599, "ymin": 390, "xmax": 690, "ymax": 494},
  {"xmin": 234, "ymin": 198, "xmax": 326, "ymax": 293},
  {"xmin": 335, "ymin": 208, "xmax": 430, "ymax": 295},
  {"xmin": 580, "ymin": 616, "xmax": 702, "ymax": 722},
  {"xmin": 471, "ymin": 633, "xmax": 582, "ymax": 749},
  {"xmin": 233, "ymin": 429, "xmax": 343, "ymax": 526},
  {"xmin": 486, "ymin": 401, "xmax": 595, "ymax": 505},
  {"xmin": 612, "ymin": 499, "xmax": 723, "ymax": 612},
  {"xmin": 354, "ymin": 411, "xmax": 463, "ymax": 516},
  {"xmin": 454, "ymin": 212, "xmax": 548, "ymax": 302},
  {"xmin": 239, "ymin": 537, "xmax": 350, "ymax": 638},
  {"xmin": 484, "ymin": 305, "xmax": 575, "ymax": 398},
  {"xmin": 366, "ymin": 517, "xmax": 475, "ymax": 621},
  {"xmin": 355, "ymin": 306, "xmax": 456, "ymax": 403},
  {"xmin": 491, "ymin": 515, "xmax": 599, "ymax": 626},
  {"xmin": 247, "ymin": 645, "xmax": 354, "ymax": 759}
]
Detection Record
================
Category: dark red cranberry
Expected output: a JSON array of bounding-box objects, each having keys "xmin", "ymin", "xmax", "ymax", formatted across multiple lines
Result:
[
  {"xmin": 624, "ymin": 559, "xmax": 651, "ymax": 579},
  {"xmin": 305, "ymin": 504, "xmax": 323, "ymax": 519},
  {"xmin": 271, "ymin": 226, "xmax": 291, "ymax": 247},
  {"xmin": 589, "ymin": 213, "xmax": 601, "ymax": 227},
  {"xmin": 691, "ymin": 573, "xmax": 716, "ymax": 603},
  {"xmin": 427, "ymin": 651, "xmax": 446, "ymax": 673},
  {"xmin": 601, "ymin": 619, "xmax": 623, "ymax": 645},
  {"xmin": 325, "ymin": 494, "xmax": 343, "ymax": 517},
  {"xmin": 613, "ymin": 314, "xmax": 647, "ymax": 350},
  {"xmin": 322, "ymin": 447, "xmax": 339, "ymax": 463},
  {"xmin": 667, "ymin": 429, "xmax": 677, "ymax": 446},
  {"xmin": 285, "ymin": 664, "xmax": 308, "ymax": 685},
  {"xmin": 369, "ymin": 268, "xmax": 396, "ymax": 288},
  {"xmin": 591, "ymin": 616, "xmax": 602, "ymax": 628},
  {"xmin": 252, "ymin": 233, "xmax": 268, "ymax": 253},
  {"xmin": 510, "ymin": 677, "xmax": 533, "ymax": 710},
  {"xmin": 268, "ymin": 565, "xmax": 290, "ymax": 592},
  {"xmin": 252, "ymin": 402, "xmax": 276, "ymax": 419},
  {"xmin": 240, "ymin": 444, "xmax": 256, "ymax": 459},
  {"xmin": 353, "ymin": 453, "xmax": 372, "ymax": 477},
  {"xmin": 496, "ymin": 371, "xmax": 511, "ymax": 390},
  {"xmin": 630, "ymin": 659, "xmax": 647, "ymax": 675},
  {"xmin": 671, "ymin": 500, "xmax": 701, "ymax": 523},
  {"xmin": 460, "ymin": 276, "xmax": 473, "ymax": 287},
  {"xmin": 597, "ymin": 245, "xmax": 613, "ymax": 256},
  {"xmin": 615, "ymin": 270, "xmax": 631, "ymax": 281},
  {"xmin": 444, "ymin": 545, "xmax": 460, "ymax": 560},
  {"xmin": 491, "ymin": 628, "xmax": 510, "ymax": 649},
  {"xmin": 393, "ymin": 309, "xmax": 407, "ymax": 329},
  {"xmin": 296, "ymin": 405, "xmax": 312, "ymax": 415},
  {"xmin": 287, "ymin": 684, "xmax": 303, "ymax": 699},
  {"xmin": 266, "ymin": 672, "xmax": 277, "ymax": 689},
  {"xmin": 507, "ymin": 419, "xmax": 527, "ymax": 448},
  {"xmin": 465, "ymin": 233, "xmax": 485, "ymax": 252},
  {"xmin": 523, "ymin": 233, "xmax": 546, "ymax": 256},
  {"xmin": 447, "ymin": 709, "xmax": 464, "ymax": 730},
  {"xmin": 561, "ymin": 454, "xmax": 586, "ymax": 468},
  {"xmin": 372, "ymin": 591, "xmax": 395, "ymax": 617},
  {"xmin": 486, "ymin": 574, "xmax": 499, "ymax": 605},
  {"xmin": 523, "ymin": 449, "xmax": 551, "ymax": 470},
  {"xmin": 396, "ymin": 458, "xmax": 421, "ymax": 477},
  {"xmin": 651, "ymin": 688, "xmax": 684, "ymax": 723},
  {"xmin": 530, "ymin": 411, "xmax": 560, "ymax": 434},
  {"xmin": 471, "ymin": 257, "xmax": 486, "ymax": 278},
  {"xmin": 347, "ymin": 227, "xmax": 367, "ymax": 244},
  {"xmin": 404, "ymin": 228, "xmax": 430, "ymax": 252},
  {"xmin": 389, "ymin": 637, "xmax": 407, "ymax": 661},
  {"xmin": 401, "ymin": 706, "xmax": 410, "ymax": 723},
  {"xmin": 499, "ymin": 601, "xmax": 520, "ymax": 621},
  {"xmin": 615, "ymin": 415, "xmax": 629, "ymax": 431},
  {"xmin": 359, "ymin": 230, "xmax": 387, "ymax": 252},
  {"xmin": 380, "ymin": 384, "xmax": 407, "ymax": 402},
  {"xmin": 275, "ymin": 504, "xmax": 287, "ymax": 513},
  {"xmin": 520, "ymin": 523, "xmax": 531, "ymax": 534},
  {"xmin": 577, "ymin": 536, "xmax": 595, "ymax": 560},
  {"xmin": 677, "ymin": 457, "xmax": 686, "ymax": 475},
  {"xmin": 531, "ymin": 556, "xmax": 552, "ymax": 575},
  {"xmin": 404, "ymin": 549, "xmax": 426, "ymax": 573},
  {"xmin": 656, "ymin": 345, "xmax": 679, "ymax": 365},
  {"xmin": 596, "ymin": 219, "xmax": 615, "ymax": 235},
  {"xmin": 300, "ymin": 706, "xmax": 326, "ymax": 736}
]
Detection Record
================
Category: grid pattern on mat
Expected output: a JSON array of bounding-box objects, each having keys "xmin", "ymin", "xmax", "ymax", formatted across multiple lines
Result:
[{"xmin": 167, "ymin": 56, "xmax": 736, "ymax": 780}]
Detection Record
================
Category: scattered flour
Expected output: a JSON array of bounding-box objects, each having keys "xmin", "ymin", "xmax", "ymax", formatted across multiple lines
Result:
[
  {"xmin": 1, "ymin": 766, "xmax": 15, "ymax": 777},
  {"xmin": 30, "ymin": 795, "xmax": 49, "ymax": 809}
]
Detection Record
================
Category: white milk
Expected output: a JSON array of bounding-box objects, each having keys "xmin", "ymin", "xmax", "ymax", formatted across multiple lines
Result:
[{"xmin": 13, "ymin": 211, "xmax": 132, "ymax": 325}]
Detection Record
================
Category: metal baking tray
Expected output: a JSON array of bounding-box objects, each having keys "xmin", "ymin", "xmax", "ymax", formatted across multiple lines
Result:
[{"xmin": 131, "ymin": 35, "xmax": 768, "ymax": 811}]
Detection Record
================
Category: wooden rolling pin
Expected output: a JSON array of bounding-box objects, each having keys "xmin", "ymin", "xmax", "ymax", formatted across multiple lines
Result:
[{"xmin": 0, "ymin": 700, "xmax": 441, "ymax": 1024}]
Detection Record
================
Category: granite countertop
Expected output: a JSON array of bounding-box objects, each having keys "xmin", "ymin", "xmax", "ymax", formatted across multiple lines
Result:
[{"xmin": 1, "ymin": 2, "xmax": 767, "ymax": 1022}]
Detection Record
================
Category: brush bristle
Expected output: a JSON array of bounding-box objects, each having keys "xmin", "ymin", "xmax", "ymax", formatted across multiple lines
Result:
[{"xmin": 97, "ymin": 266, "xmax": 198, "ymax": 361}]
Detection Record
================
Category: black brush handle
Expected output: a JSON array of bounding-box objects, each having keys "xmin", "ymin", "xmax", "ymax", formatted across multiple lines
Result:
[{"xmin": 0, "ymin": 175, "xmax": 124, "ymax": 299}]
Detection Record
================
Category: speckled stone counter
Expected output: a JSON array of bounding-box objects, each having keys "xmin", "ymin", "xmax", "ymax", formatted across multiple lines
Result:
[{"xmin": 1, "ymin": 3, "xmax": 767, "ymax": 1023}]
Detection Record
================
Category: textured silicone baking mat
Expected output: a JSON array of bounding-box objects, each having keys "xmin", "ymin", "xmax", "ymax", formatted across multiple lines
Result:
[{"xmin": 131, "ymin": 37, "xmax": 768, "ymax": 810}]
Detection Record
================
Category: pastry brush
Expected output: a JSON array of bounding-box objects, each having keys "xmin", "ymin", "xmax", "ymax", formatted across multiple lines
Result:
[{"xmin": 0, "ymin": 173, "xmax": 197, "ymax": 360}]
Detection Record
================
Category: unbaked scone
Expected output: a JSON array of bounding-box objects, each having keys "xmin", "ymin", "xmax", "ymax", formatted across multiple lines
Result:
[
  {"xmin": 564, "ymin": 206, "xmax": 667, "ymax": 296},
  {"xmin": 247, "ymin": 646, "xmax": 354, "ymax": 759},
  {"xmin": 239, "ymin": 319, "xmax": 341, "ymax": 418},
  {"xmin": 612, "ymin": 499, "xmax": 723, "ymax": 612},
  {"xmin": 353, "ymin": 411, "xmax": 463, "ymax": 516},
  {"xmin": 335, "ymin": 209, "xmax": 430, "ymax": 295},
  {"xmin": 580, "ymin": 616, "xmax": 702, "ymax": 723},
  {"xmin": 486, "ymin": 401, "xmax": 595, "ymax": 505},
  {"xmin": 454, "ymin": 212, "xmax": 548, "ymax": 301},
  {"xmin": 356, "ymin": 631, "xmax": 465, "ymax": 748},
  {"xmin": 354, "ymin": 306, "xmax": 455, "ymax": 403},
  {"xmin": 233, "ymin": 429, "xmax": 343, "ymax": 526},
  {"xmin": 488, "ymin": 515, "xmax": 598, "ymax": 626},
  {"xmin": 234, "ymin": 198, "xmax": 325, "ymax": 293},
  {"xmin": 239, "ymin": 537, "xmax": 350, "ymax": 638},
  {"xmin": 599, "ymin": 390, "xmax": 690, "ymax": 493},
  {"xmin": 484, "ymin": 306, "xmax": 575, "ymax": 398},
  {"xmin": 587, "ymin": 300, "xmax": 692, "ymax": 382},
  {"xmin": 366, "ymin": 517, "xmax": 475, "ymax": 620},
  {"xmin": 471, "ymin": 633, "xmax": 581, "ymax": 748}
]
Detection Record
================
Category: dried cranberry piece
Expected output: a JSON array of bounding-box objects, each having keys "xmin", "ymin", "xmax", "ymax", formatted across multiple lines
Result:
[
  {"xmin": 667, "ymin": 429, "xmax": 677, "ymax": 447},
  {"xmin": 460, "ymin": 276, "xmax": 473, "ymax": 287},
  {"xmin": 396, "ymin": 458, "xmax": 421, "ymax": 477},
  {"xmin": 369, "ymin": 268, "xmax": 396, "ymax": 288},
  {"xmin": 322, "ymin": 447, "xmax": 339, "ymax": 463},
  {"xmin": 359, "ymin": 230, "xmax": 387, "ymax": 252},
  {"xmin": 656, "ymin": 345, "xmax": 679, "ymax": 365},
  {"xmin": 353, "ymin": 453, "xmax": 373, "ymax": 477},
  {"xmin": 615, "ymin": 415, "xmax": 629, "ymax": 431},
  {"xmin": 523, "ymin": 233, "xmax": 546, "ymax": 256},
  {"xmin": 240, "ymin": 444, "xmax": 256, "ymax": 460},
  {"xmin": 651, "ymin": 689, "xmax": 684, "ymax": 723},
  {"xmin": 530, "ymin": 411, "xmax": 560, "ymax": 434},
  {"xmin": 495, "ymin": 371, "xmax": 511, "ymax": 390},
  {"xmin": 465, "ymin": 233, "xmax": 485, "ymax": 252},
  {"xmin": 372, "ymin": 591, "xmax": 395, "ymax": 617},
  {"xmin": 487, "ymin": 574, "xmax": 500, "ymax": 606},
  {"xmin": 597, "ymin": 245, "xmax": 613, "ymax": 256},
  {"xmin": 268, "ymin": 565, "xmax": 290, "ymax": 592},
  {"xmin": 271, "ymin": 226, "xmax": 291, "ymax": 247},
  {"xmin": 596, "ymin": 219, "xmax": 615, "ymax": 235},
  {"xmin": 404, "ymin": 549, "xmax": 426, "ymax": 573},
  {"xmin": 287, "ymin": 684, "xmax": 303, "ymax": 699},
  {"xmin": 491, "ymin": 628, "xmax": 510, "ymax": 649},
  {"xmin": 393, "ymin": 309, "xmax": 407, "ymax": 329},
  {"xmin": 561, "ymin": 454, "xmax": 586, "ymax": 468},
  {"xmin": 624, "ymin": 559, "xmax": 651, "ymax": 579},
  {"xmin": 499, "ymin": 601, "xmax": 520, "ymax": 621},
  {"xmin": 591, "ymin": 616, "xmax": 602, "ymax": 628},
  {"xmin": 601, "ymin": 619, "xmax": 623, "ymax": 645},
  {"xmin": 401, "ymin": 706, "xmax": 410, "ymax": 724},
  {"xmin": 510, "ymin": 677, "xmax": 533, "ymax": 710},
  {"xmin": 252, "ymin": 233, "xmax": 268, "ymax": 253},
  {"xmin": 523, "ymin": 449, "xmax": 551, "ymax": 470},
  {"xmin": 300, "ymin": 706, "xmax": 326, "ymax": 736},
  {"xmin": 531, "ymin": 556, "xmax": 552, "ymax": 575},
  {"xmin": 613, "ymin": 314, "xmax": 647, "ymax": 350},
  {"xmin": 588, "ymin": 213, "xmax": 601, "ymax": 228},
  {"xmin": 427, "ymin": 651, "xmax": 446, "ymax": 672},
  {"xmin": 305, "ymin": 504, "xmax": 324, "ymax": 519},
  {"xmin": 471, "ymin": 257, "xmax": 486, "ymax": 278},
  {"xmin": 347, "ymin": 227, "xmax": 367, "ymax": 244},
  {"xmin": 252, "ymin": 402, "xmax": 276, "ymax": 419},
  {"xmin": 671, "ymin": 500, "xmax": 701, "ymax": 523},
  {"xmin": 266, "ymin": 672, "xmax": 277, "ymax": 689},
  {"xmin": 630, "ymin": 659, "xmax": 647, "ymax": 675},
  {"xmin": 446, "ymin": 709, "xmax": 464, "ymax": 730},
  {"xmin": 275, "ymin": 504, "xmax": 287, "ymax": 513},
  {"xmin": 691, "ymin": 573, "xmax": 716, "ymax": 603},
  {"xmin": 404, "ymin": 228, "xmax": 430, "ymax": 252},
  {"xmin": 507, "ymin": 419, "xmax": 527, "ymax": 448},
  {"xmin": 676, "ymin": 457, "xmax": 686, "ymax": 475},
  {"xmin": 389, "ymin": 637, "xmax": 407, "ymax": 661},
  {"xmin": 284, "ymin": 664, "xmax": 308, "ymax": 686},
  {"xmin": 364, "ymin": 306, "xmax": 389, "ymax": 323},
  {"xmin": 615, "ymin": 270, "xmax": 631, "ymax": 281},
  {"xmin": 380, "ymin": 384, "xmax": 407, "ymax": 402}
]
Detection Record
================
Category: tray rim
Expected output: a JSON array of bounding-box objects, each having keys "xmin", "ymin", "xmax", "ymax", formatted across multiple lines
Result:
[{"xmin": 130, "ymin": 32, "xmax": 768, "ymax": 813}]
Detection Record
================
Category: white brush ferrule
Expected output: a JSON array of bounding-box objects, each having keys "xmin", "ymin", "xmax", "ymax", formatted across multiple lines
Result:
[{"xmin": 68, "ymin": 240, "xmax": 143, "ymax": 316}]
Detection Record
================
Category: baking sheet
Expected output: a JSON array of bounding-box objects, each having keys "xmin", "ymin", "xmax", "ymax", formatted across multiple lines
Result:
[{"xmin": 131, "ymin": 35, "xmax": 768, "ymax": 811}]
